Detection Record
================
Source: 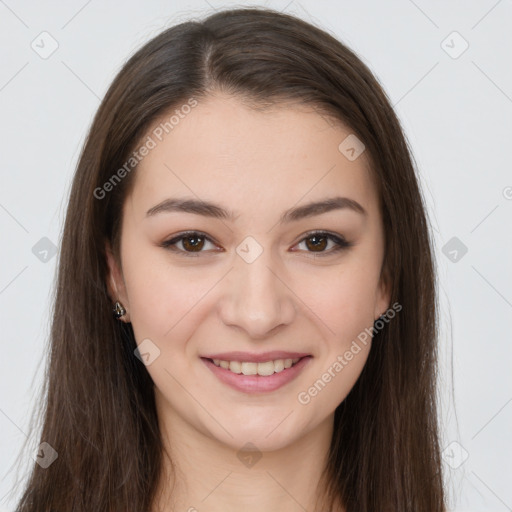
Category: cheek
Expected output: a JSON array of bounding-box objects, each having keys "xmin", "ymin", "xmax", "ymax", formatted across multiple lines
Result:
[
  {"xmin": 120, "ymin": 244, "xmax": 179, "ymax": 334},
  {"xmin": 122, "ymin": 247, "xmax": 220, "ymax": 345},
  {"xmin": 295, "ymin": 263, "xmax": 380, "ymax": 342}
]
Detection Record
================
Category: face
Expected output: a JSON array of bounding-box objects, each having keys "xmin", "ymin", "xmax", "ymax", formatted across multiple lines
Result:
[{"xmin": 107, "ymin": 93, "xmax": 390, "ymax": 452}]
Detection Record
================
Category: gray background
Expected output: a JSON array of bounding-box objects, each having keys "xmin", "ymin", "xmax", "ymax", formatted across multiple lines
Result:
[{"xmin": 1, "ymin": 1, "xmax": 511, "ymax": 510}]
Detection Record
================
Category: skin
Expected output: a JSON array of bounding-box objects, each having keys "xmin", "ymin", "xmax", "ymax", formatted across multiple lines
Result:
[{"xmin": 107, "ymin": 92, "xmax": 390, "ymax": 512}]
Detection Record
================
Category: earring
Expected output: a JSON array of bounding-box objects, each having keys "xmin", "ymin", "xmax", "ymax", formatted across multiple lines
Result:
[{"xmin": 113, "ymin": 301, "xmax": 126, "ymax": 319}]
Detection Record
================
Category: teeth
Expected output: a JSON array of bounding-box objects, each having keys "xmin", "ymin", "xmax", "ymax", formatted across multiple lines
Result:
[
  {"xmin": 274, "ymin": 359, "xmax": 285, "ymax": 372},
  {"xmin": 241, "ymin": 362, "xmax": 258, "ymax": 375},
  {"xmin": 256, "ymin": 361, "xmax": 274, "ymax": 376},
  {"xmin": 211, "ymin": 357, "xmax": 301, "ymax": 376},
  {"xmin": 229, "ymin": 361, "xmax": 242, "ymax": 374}
]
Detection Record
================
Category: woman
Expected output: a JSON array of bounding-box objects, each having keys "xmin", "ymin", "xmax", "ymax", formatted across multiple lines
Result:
[{"xmin": 14, "ymin": 6, "xmax": 446, "ymax": 511}]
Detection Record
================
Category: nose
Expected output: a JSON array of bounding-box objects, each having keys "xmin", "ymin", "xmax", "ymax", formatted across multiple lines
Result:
[{"xmin": 217, "ymin": 245, "xmax": 297, "ymax": 339}]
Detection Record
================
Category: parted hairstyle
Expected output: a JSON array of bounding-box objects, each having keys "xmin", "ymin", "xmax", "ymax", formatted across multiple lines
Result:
[{"xmin": 13, "ymin": 6, "xmax": 446, "ymax": 511}]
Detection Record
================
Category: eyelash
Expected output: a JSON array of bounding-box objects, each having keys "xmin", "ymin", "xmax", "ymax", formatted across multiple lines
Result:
[{"xmin": 160, "ymin": 230, "xmax": 352, "ymax": 258}]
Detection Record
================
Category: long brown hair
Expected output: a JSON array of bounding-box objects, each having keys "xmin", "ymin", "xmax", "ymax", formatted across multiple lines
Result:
[{"xmin": 12, "ymin": 6, "xmax": 445, "ymax": 511}]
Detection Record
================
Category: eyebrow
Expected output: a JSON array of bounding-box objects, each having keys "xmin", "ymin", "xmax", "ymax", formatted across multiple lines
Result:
[{"xmin": 145, "ymin": 196, "xmax": 367, "ymax": 223}]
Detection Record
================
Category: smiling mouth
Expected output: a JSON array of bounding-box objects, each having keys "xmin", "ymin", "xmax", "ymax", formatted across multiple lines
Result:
[{"xmin": 205, "ymin": 357, "xmax": 305, "ymax": 376}]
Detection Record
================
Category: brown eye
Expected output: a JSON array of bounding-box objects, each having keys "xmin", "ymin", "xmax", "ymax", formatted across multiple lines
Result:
[
  {"xmin": 181, "ymin": 234, "xmax": 206, "ymax": 252},
  {"xmin": 304, "ymin": 234, "xmax": 328, "ymax": 252},
  {"xmin": 161, "ymin": 231, "xmax": 217, "ymax": 257},
  {"xmin": 294, "ymin": 231, "xmax": 351, "ymax": 256}
]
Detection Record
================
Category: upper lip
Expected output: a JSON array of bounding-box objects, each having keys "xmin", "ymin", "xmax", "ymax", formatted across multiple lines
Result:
[{"xmin": 201, "ymin": 351, "xmax": 311, "ymax": 363}]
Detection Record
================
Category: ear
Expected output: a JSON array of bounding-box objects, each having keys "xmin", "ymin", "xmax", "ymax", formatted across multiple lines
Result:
[
  {"xmin": 105, "ymin": 242, "xmax": 131, "ymax": 323},
  {"xmin": 374, "ymin": 264, "xmax": 392, "ymax": 322}
]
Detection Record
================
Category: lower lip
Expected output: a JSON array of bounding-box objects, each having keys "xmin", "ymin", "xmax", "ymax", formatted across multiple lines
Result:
[{"xmin": 201, "ymin": 356, "xmax": 312, "ymax": 394}]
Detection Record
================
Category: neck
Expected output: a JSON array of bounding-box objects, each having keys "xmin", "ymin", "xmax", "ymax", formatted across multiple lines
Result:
[{"xmin": 150, "ymin": 390, "xmax": 343, "ymax": 512}]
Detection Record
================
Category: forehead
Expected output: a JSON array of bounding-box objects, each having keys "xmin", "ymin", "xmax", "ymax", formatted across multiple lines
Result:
[{"xmin": 130, "ymin": 93, "xmax": 379, "ymax": 220}]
